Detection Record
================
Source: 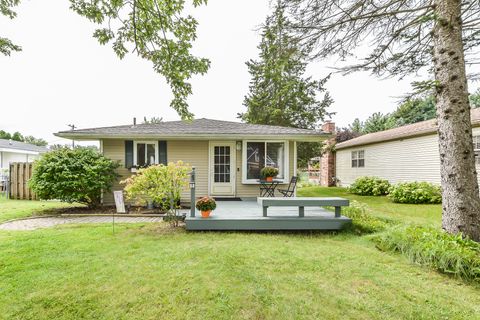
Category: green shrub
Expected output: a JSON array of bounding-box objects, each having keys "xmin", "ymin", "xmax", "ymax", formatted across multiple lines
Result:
[
  {"xmin": 373, "ymin": 225, "xmax": 480, "ymax": 282},
  {"xmin": 29, "ymin": 147, "xmax": 119, "ymax": 208},
  {"xmin": 388, "ymin": 181, "xmax": 442, "ymax": 204},
  {"xmin": 349, "ymin": 176, "xmax": 391, "ymax": 196},
  {"xmin": 341, "ymin": 200, "xmax": 395, "ymax": 234},
  {"xmin": 122, "ymin": 161, "xmax": 190, "ymax": 208}
]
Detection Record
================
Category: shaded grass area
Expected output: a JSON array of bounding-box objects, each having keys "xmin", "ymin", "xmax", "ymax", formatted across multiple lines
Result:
[
  {"xmin": 0, "ymin": 224, "xmax": 479, "ymax": 320},
  {"xmin": 0, "ymin": 197, "xmax": 78, "ymax": 223},
  {"xmin": 298, "ymin": 186, "xmax": 442, "ymax": 226}
]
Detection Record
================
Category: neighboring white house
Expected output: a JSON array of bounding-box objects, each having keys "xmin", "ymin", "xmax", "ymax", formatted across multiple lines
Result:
[
  {"xmin": 332, "ymin": 108, "xmax": 480, "ymax": 186},
  {"xmin": 0, "ymin": 139, "xmax": 48, "ymax": 172}
]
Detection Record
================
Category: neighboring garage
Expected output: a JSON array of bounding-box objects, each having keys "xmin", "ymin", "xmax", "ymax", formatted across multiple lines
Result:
[{"xmin": 327, "ymin": 109, "xmax": 480, "ymax": 186}]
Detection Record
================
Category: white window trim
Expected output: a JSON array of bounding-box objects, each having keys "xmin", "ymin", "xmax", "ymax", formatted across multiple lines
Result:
[
  {"xmin": 133, "ymin": 141, "xmax": 159, "ymax": 166},
  {"xmin": 242, "ymin": 140, "xmax": 289, "ymax": 184},
  {"xmin": 351, "ymin": 150, "xmax": 365, "ymax": 168}
]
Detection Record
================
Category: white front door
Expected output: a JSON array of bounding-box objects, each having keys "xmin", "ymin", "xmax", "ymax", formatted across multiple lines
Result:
[{"xmin": 210, "ymin": 142, "xmax": 235, "ymax": 196}]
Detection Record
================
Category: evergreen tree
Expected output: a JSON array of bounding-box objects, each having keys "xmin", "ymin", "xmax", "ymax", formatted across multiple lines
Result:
[
  {"xmin": 238, "ymin": 3, "xmax": 333, "ymax": 168},
  {"xmin": 142, "ymin": 117, "xmax": 163, "ymax": 124},
  {"xmin": 362, "ymin": 112, "xmax": 397, "ymax": 134},
  {"xmin": 348, "ymin": 118, "xmax": 363, "ymax": 134}
]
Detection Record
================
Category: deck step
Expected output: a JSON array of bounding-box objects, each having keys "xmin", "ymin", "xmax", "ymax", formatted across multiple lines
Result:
[{"xmin": 185, "ymin": 215, "xmax": 351, "ymax": 231}]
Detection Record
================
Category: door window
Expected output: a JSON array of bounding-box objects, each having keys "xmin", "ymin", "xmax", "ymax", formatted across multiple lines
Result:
[{"xmin": 214, "ymin": 146, "xmax": 231, "ymax": 183}]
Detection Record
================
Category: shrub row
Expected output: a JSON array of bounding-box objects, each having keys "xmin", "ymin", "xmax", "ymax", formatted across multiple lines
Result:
[
  {"xmin": 388, "ymin": 182, "xmax": 442, "ymax": 204},
  {"xmin": 373, "ymin": 225, "xmax": 480, "ymax": 282},
  {"xmin": 348, "ymin": 176, "xmax": 390, "ymax": 196},
  {"xmin": 349, "ymin": 177, "xmax": 442, "ymax": 204}
]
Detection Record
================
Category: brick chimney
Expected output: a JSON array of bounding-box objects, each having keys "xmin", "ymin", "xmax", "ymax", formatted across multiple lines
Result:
[
  {"xmin": 320, "ymin": 121, "xmax": 336, "ymax": 187},
  {"xmin": 321, "ymin": 120, "xmax": 336, "ymax": 134}
]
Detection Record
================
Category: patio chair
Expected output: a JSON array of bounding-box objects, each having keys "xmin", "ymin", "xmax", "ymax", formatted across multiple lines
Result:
[{"xmin": 278, "ymin": 176, "xmax": 297, "ymax": 197}]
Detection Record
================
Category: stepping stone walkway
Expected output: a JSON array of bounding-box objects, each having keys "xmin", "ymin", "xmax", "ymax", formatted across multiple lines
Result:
[{"xmin": 0, "ymin": 216, "xmax": 164, "ymax": 231}]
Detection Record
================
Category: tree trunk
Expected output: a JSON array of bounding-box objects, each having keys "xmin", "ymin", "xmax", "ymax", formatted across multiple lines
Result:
[{"xmin": 433, "ymin": 0, "xmax": 480, "ymax": 241}]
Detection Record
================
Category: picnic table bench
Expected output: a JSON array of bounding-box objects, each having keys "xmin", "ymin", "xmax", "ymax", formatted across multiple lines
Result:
[{"xmin": 257, "ymin": 197, "xmax": 350, "ymax": 217}]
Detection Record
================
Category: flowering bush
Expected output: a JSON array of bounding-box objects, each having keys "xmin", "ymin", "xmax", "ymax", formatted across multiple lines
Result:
[
  {"xmin": 260, "ymin": 166, "xmax": 279, "ymax": 178},
  {"xmin": 349, "ymin": 176, "xmax": 391, "ymax": 196},
  {"xmin": 121, "ymin": 161, "xmax": 191, "ymax": 225},
  {"xmin": 388, "ymin": 181, "xmax": 442, "ymax": 204},
  {"xmin": 195, "ymin": 197, "xmax": 217, "ymax": 211}
]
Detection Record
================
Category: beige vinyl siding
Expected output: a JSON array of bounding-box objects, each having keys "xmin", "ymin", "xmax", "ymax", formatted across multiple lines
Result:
[
  {"xmin": 167, "ymin": 140, "xmax": 208, "ymax": 201},
  {"xmin": 102, "ymin": 139, "xmax": 297, "ymax": 205},
  {"xmin": 102, "ymin": 139, "xmax": 132, "ymax": 205},
  {"xmin": 102, "ymin": 139, "xmax": 207, "ymax": 205},
  {"xmin": 336, "ymin": 127, "xmax": 480, "ymax": 186}
]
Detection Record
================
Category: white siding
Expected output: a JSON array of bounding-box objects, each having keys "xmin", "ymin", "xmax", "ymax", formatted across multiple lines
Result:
[
  {"xmin": 0, "ymin": 151, "xmax": 39, "ymax": 170},
  {"xmin": 336, "ymin": 127, "xmax": 480, "ymax": 186}
]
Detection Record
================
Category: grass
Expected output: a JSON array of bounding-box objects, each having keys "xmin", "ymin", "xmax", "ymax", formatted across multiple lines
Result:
[
  {"xmin": 0, "ymin": 196, "xmax": 77, "ymax": 223},
  {"xmin": 0, "ymin": 188, "xmax": 478, "ymax": 319},
  {"xmin": 298, "ymin": 186, "xmax": 442, "ymax": 226},
  {"xmin": 0, "ymin": 224, "xmax": 479, "ymax": 319}
]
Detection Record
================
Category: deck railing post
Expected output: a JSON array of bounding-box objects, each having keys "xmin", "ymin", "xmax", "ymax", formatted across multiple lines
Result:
[
  {"xmin": 190, "ymin": 167, "xmax": 196, "ymax": 217},
  {"xmin": 334, "ymin": 206, "xmax": 341, "ymax": 218}
]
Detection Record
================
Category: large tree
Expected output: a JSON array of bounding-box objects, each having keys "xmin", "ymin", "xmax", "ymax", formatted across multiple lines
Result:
[
  {"xmin": 1, "ymin": 0, "xmax": 209, "ymax": 119},
  {"xmin": 238, "ymin": 3, "xmax": 333, "ymax": 168},
  {"xmin": 286, "ymin": 0, "xmax": 480, "ymax": 240}
]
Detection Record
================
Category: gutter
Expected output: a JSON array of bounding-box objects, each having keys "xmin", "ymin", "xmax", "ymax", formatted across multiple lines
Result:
[{"xmin": 54, "ymin": 133, "xmax": 330, "ymax": 142}]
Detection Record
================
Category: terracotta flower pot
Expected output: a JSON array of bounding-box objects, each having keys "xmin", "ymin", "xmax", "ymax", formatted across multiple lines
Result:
[
  {"xmin": 201, "ymin": 210, "xmax": 212, "ymax": 218},
  {"xmin": 266, "ymin": 176, "xmax": 273, "ymax": 182}
]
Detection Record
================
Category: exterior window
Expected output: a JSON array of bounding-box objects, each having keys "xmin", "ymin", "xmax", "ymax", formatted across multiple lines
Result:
[
  {"xmin": 245, "ymin": 141, "xmax": 286, "ymax": 181},
  {"xmin": 474, "ymin": 135, "xmax": 480, "ymax": 165},
  {"xmin": 214, "ymin": 146, "xmax": 231, "ymax": 183},
  {"xmin": 351, "ymin": 150, "xmax": 365, "ymax": 168},
  {"xmin": 135, "ymin": 142, "xmax": 157, "ymax": 166}
]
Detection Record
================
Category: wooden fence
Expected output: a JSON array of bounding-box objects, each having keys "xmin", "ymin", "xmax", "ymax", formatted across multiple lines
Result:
[{"xmin": 9, "ymin": 162, "xmax": 37, "ymax": 200}]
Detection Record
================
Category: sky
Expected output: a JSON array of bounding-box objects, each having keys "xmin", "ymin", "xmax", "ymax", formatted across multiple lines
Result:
[{"xmin": 0, "ymin": 0, "xmax": 478, "ymax": 145}]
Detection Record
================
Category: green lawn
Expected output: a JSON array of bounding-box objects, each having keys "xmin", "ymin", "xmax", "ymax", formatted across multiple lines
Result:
[
  {"xmin": 0, "ymin": 224, "xmax": 479, "ymax": 319},
  {"xmin": 0, "ymin": 188, "xmax": 478, "ymax": 319},
  {"xmin": 0, "ymin": 196, "xmax": 76, "ymax": 223},
  {"xmin": 298, "ymin": 186, "xmax": 442, "ymax": 226}
]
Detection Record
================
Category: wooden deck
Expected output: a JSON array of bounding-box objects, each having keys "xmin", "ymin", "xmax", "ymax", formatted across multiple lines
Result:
[{"xmin": 185, "ymin": 200, "xmax": 351, "ymax": 231}]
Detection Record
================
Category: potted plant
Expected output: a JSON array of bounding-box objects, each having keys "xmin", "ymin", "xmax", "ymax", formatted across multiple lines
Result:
[
  {"xmin": 260, "ymin": 166, "xmax": 279, "ymax": 182},
  {"xmin": 195, "ymin": 196, "xmax": 217, "ymax": 218}
]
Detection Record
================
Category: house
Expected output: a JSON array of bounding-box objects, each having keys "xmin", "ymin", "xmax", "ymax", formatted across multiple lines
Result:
[
  {"xmin": 55, "ymin": 118, "xmax": 328, "ymax": 204},
  {"xmin": 0, "ymin": 138, "xmax": 48, "ymax": 172},
  {"xmin": 320, "ymin": 108, "xmax": 480, "ymax": 187}
]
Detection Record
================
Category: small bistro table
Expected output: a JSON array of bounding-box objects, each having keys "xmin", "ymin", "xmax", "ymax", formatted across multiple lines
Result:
[{"xmin": 258, "ymin": 179, "xmax": 282, "ymax": 197}]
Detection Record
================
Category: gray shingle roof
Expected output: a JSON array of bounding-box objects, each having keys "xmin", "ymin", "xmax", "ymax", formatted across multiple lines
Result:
[
  {"xmin": 55, "ymin": 118, "xmax": 327, "ymax": 140},
  {"xmin": 0, "ymin": 139, "xmax": 48, "ymax": 153},
  {"xmin": 336, "ymin": 108, "xmax": 480, "ymax": 150}
]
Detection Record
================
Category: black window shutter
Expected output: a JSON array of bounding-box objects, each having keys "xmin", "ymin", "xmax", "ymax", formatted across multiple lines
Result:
[
  {"xmin": 125, "ymin": 140, "xmax": 134, "ymax": 168},
  {"xmin": 159, "ymin": 141, "xmax": 167, "ymax": 165}
]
